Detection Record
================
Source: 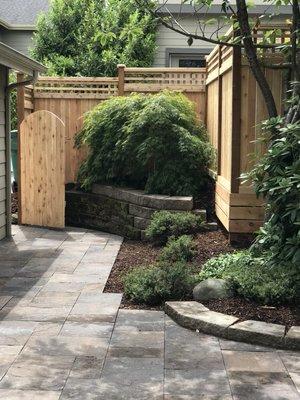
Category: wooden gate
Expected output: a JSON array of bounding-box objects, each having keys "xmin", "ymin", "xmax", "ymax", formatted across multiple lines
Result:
[{"xmin": 19, "ymin": 110, "xmax": 65, "ymax": 228}]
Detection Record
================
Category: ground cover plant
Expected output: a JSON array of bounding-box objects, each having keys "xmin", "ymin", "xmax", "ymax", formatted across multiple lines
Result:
[
  {"xmin": 124, "ymin": 261, "xmax": 196, "ymax": 306},
  {"xmin": 159, "ymin": 235, "xmax": 196, "ymax": 263},
  {"xmin": 145, "ymin": 211, "xmax": 204, "ymax": 245},
  {"xmin": 198, "ymin": 251, "xmax": 300, "ymax": 305},
  {"xmin": 76, "ymin": 91, "xmax": 214, "ymax": 196}
]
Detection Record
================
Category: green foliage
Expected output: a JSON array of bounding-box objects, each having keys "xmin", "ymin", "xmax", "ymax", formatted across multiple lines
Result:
[
  {"xmin": 77, "ymin": 91, "xmax": 213, "ymax": 195},
  {"xmin": 32, "ymin": 0, "xmax": 157, "ymax": 76},
  {"xmin": 9, "ymin": 73, "xmax": 17, "ymax": 131},
  {"xmin": 245, "ymin": 116, "xmax": 300, "ymax": 267},
  {"xmin": 199, "ymin": 251, "xmax": 300, "ymax": 305},
  {"xmin": 124, "ymin": 262, "xmax": 196, "ymax": 306},
  {"xmin": 159, "ymin": 235, "xmax": 196, "ymax": 263},
  {"xmin": 146, "ymin": 211, "xmax": 204, "ymax": 245}
]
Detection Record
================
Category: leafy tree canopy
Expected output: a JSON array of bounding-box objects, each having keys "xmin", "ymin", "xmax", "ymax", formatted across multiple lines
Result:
[{"xmin": 32, "ymin": 0, "xmax": 157, "ymax": 76}]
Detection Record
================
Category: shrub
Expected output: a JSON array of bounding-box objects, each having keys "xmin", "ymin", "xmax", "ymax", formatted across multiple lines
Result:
[
  {"xmin": 123, "ymin": 262, "xmax": 196, "ymax": 305},
  {"xmin": 159, "ymin": 235, "xmax": 196, "ymax": 263},
  {"xmin": 76, "ymin": 91, "xmax": 214, "ymax": 195},
  {"xmin": 199, "ymin": 251, "xmax": 300, "ymax": 305},
  {"xmin": 145, "ymin": 211, "xmax": 204, "ymax": 244},
  {"xmin": 246, "ymin": 116, "xmax": 300, "ymax": 267}
]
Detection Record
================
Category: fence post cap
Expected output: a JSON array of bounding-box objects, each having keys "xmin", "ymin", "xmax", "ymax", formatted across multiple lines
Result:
[{"xmin": 117, "ymin": 64, "xmax": 126, "ymax": 68}]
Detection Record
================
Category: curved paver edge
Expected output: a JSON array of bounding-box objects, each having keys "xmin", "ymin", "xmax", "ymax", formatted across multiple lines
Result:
[{"xmin": 165, "ymin": 301, "xmax": 300, "ymax": 350}]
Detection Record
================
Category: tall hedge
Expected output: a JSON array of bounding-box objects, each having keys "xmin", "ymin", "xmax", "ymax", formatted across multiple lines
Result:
[
  {"xmin": 32, "ymin": 0, "xmax": 157, "ymax": 76},
  {"xmin": 76, "ymin": 91, "xmax": 214, "ymax": 196}
]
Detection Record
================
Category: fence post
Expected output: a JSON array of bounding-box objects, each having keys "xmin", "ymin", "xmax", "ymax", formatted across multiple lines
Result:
[
  {"xmin": 17, "ymin": 73, "xmax": 25, "ymax": 131},
  {"xmin": 117, "ymin": 64, "xmax": 125, "ymax": 96},
  {"xmin": 16, "ymin": 73, "xmax": 25, "ymax": 224},
  {"xmin": 230, "ymin": 45, "xmax": 242, "ymax": 193}
]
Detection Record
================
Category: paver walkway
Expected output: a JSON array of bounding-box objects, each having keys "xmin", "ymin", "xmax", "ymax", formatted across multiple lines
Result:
[{"xmin": 0, "ymin": 225, "xmax": 298, "ymax": 399}]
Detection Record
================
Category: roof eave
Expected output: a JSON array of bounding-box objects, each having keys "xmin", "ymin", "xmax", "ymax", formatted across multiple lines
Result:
[
  {"xmin": 0, "ymin": 42, "xmax": 46, "ymax": 75},
  {"xmin": 0, "ymin": 19, "xmax": 36, "ymax": 30}
]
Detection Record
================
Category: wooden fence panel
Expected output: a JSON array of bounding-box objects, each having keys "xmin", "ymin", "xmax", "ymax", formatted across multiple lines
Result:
[
  {"xmin": 123, "ymin": 67, "xmax": 206, "ymax": 121},
  {"xmin": 19, "ymin": 68, "xmax": 206, "ymax": 184},
  {"xmin": 206, "ymin": 38, "xmax": 285, "ymax": 236},
  {"xmin": 20, "ymin": 110, "xmax": 65, "ymax": 228}
]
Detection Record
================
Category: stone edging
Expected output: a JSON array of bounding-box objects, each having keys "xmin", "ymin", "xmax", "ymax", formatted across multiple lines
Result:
[{"xmin": 165, "ymin": 301, "xmax": 300, "ymax": 350}]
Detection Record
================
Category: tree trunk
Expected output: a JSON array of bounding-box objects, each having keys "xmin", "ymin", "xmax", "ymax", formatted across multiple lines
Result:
[{"xmin": 236, "ymin": 0, "xmax": 278, "ymax": 121}]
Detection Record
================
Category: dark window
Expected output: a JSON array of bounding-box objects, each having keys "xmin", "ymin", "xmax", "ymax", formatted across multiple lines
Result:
[{"xmin": 179, "ymin": 59, "xmax": 206, "ymax": 68}]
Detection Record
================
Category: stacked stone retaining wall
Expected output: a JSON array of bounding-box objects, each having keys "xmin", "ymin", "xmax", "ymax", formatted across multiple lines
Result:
[{"xmin": 66, "ymin": 184, "xmax": 207, "ymax": 239}]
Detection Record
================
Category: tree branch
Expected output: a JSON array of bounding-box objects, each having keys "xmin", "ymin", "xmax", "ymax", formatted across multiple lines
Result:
[{"xmin": 135, "ymin": 0, "xmax": 285, "ymax": 50}]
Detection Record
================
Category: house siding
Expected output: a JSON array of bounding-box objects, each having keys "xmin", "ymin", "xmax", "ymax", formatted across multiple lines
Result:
[
  {"xmin": 0, "ymin": 28, "xmax": 34, "ymax": 56},
  {"xmin": 0, "ymin": 65, "xmax": 7, "ymax": 240},
  {"xmin": 153, "ymin": 16, "xmax": 225, "ymax": 67},
  {"xmin": 153, "ymin": 14, "xmax": 288, "ymax": 67}
]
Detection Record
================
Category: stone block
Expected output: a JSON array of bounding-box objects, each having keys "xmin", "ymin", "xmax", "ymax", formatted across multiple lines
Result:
[
  {"xmin": 129, "ymin": 204, "xmax": 156, "ymax": 219},
  {"xmin": 206, "ymin": 221, "xmax": 218, "ymax": 231},
  {"xmin": 92, "ymin": 184, "xmax": 193, "ymax": 210},
  {"xmin": 192, "ymin": 208, "xmax": 207, "ymax": 219},
  {"xmin": 228, "ymin": 320, "xmax": 285, "ymax": 348},
  {"xmin": 285, "ymin": 326, "xmax": 300, "ymax": 350},
  {"xmin": 134, "ymin": 216, "xmax": 151, "ymax": 230},
  {"xmin": 165, "ymin": 301, "xmax": 238, "ymax": 337}
]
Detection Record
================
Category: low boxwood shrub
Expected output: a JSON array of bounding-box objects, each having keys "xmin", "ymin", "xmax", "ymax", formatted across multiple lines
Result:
[
  {"xmin": 123, "ymin": 262, "xmax": 196, "ymax": 306},
  {"xmin": 76, "ymin": 91, "xmax": 214, "ymax": 195},
  {"xmin": 159, "ymin": 235, "xmax": 196, "ymax": 263},
  {"xmin": 199, "ymin": 251, "xmax": 300, "ymax": 305},
  {"xmin": 146, "ymin": 211, "xmax": 204, "ymax": 245}
]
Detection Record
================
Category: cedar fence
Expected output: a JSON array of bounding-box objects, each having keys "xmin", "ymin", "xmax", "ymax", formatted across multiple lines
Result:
[
  {"xmin": 17, "ymin": 30, "xmax": 287, "ymax": 235},
  {"xmin": 17, "ymin": 66, "xmax": 206, "ymax": 183},
  {"xmin": 206, "ymin": 26, "xmax": 288, "ymax": 237}
]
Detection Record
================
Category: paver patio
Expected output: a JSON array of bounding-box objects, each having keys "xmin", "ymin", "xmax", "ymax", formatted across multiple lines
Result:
[{"xmin": 0, "ymin": 225, "xmax": 298, "ymax": 399}]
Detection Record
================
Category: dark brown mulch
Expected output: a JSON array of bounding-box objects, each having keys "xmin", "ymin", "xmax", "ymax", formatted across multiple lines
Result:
[
  {"xmin": 104, "ymin": 240, "xmax": 162, "ymax": 310},
  {"xmin": 104, "ymin": 229, "xmax": 299, "ymax": 327},
  {"xmin": 11, "ymin": 193, "xmax": 18, "ymax": 214},
  {"xmin": 104, "ymin": 230, "xmax": 238, "ymax": 309},
  {"xmin": 191, "ymin": 230, "xmax": 236, "ymax": 273},
  {"xmin": 202, "ymin": 298, "xmax": 300, "ymax": 330}
]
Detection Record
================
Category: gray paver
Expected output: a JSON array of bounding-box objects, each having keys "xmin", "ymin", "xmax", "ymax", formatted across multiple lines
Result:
[
  {"xmin": 0, "ymin": 226, "xmax": 298, "ymax": 400},
  {"xmin": 22, "ymin": 336, "xmax": 109, "ymax": 357},
  {"xmin": 228, "ymin": 371, "xmax": 300, "ymax": 400},
  {"xmin": 99, "ymin": 357, "xmax": 164, "ymax": 399},
  {"xmin": 0, "ymin": 390, "xmax": 61, "ymax": 399},
  {"xmin": 223, "ymin": 351, "xmax": 286, "ymax": 373},
  {"xmin": 164, "ymin": 369, "xmax": 231, "ymax": 397},
  {"xmin": 60, "ymin": 321, "xmax": 114, "ymax": 338}
]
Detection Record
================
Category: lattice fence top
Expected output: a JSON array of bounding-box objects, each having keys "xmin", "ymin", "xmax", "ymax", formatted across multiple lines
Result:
[
  {"xmin": 124, "ymin": 68, "xmax": 206, "ymax": 92},
  {"xmin": 33, "ymin": 77, "xmax": 119, "ymax": 99}
]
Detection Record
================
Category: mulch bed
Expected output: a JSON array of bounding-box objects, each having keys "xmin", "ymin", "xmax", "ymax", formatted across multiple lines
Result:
[
  {"xmin": 202, "ymin": 298, "xmax": 299, "ymax": 330},
  {"xmin": 104, "ymin": 229, "xmax": 299, "ymax": 327},
  {"xmin": 11, "ymin": 193, "xmax": 18, "ymax": 214}
]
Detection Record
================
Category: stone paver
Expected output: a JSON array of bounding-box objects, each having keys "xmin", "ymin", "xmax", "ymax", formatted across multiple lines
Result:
[{"xmin": 0, "ymin": 225, "xmax": 298, "ymax": 399}]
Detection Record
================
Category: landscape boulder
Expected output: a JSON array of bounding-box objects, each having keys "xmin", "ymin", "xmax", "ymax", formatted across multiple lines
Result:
[{"xmin": 193, "ymin": 278, "xmax": 233, "ymax": 301}]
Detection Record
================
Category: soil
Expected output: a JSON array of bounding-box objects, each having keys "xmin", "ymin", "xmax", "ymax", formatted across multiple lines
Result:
[
  {"xmin": 202, "ymin": 298, "xmax": 300, "ymax": 330},
  {"xmin": 11, "ymin": 193, "xmax": 18, "ymax": 214},
  {"xmin": 104, "ymin": 229, "xmax": 300, "ymax": 328}
]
